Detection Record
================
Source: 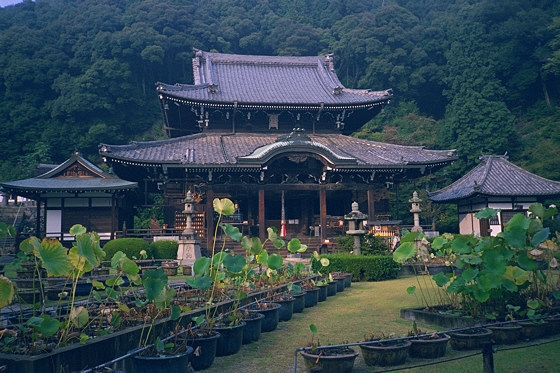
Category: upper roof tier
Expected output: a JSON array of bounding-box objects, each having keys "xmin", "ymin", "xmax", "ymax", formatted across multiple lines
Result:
[
  {"xmin": 100, "ymin": 131, "xmax": 456, "ymax": 170},
  {"xmin": 0, "ymin": 153, "xmax": 137, "ymax": 196},
  {"xmin": 156, "ymin": 49, "xmax": 392, "ymax": 108},
  {"xmin": 429, "ymin": 155, "xmax": 560, "ymax": 202}
]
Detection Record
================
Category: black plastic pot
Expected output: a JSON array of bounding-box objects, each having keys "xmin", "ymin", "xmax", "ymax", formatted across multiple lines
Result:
[
  {"xmin": 273, "ymin": 296, "xmax": 295, "ymax": 321},
  {"xmin": 304, "ymin": 287, "xmax": 319, "ymax": 307},
  {"xmin": 291, "ymin": 291, "xmax": 306, "ymax": 313},
  {"xmin": 215, "ymin": 321, "xmax": 246, "ymax": 356},
  {"xmin": 327, "ymin": 281, "xmax": 337, "ymax": 296},
  {"xmin": 317, "ymin": 284, "xmax": 328, "ymax": 302},
  {"xmin": 242, "ymin": 311, "xmax": 264, "ymax": 344},
  {"xmin": 131, "ymin": 346, "xmax": 193, "ymax": 373},
  {"xmin": 184, "ymin": 331, "xmax": 220, "ymax": 371},
  {"xmin": 247, "ymin": 303, "xmax": 281, "ymax": 332},
  {"xmin": 342, "ymin": 273, "xmax": 352, "ymax": 287},
  {"xmin": 335, "ymin": 277, "xmax": 345, "ymax": 292}
]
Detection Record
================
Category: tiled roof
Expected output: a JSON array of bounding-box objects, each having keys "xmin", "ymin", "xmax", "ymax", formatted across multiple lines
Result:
[
  {"xmin": 429, "ymin": 155, "xmax": 560, "ymax": 202},
  {"xmin": 156, "ymin": 50, "xmax": 392, "ymax": 106},
  {"xmin": 0, "ymin": 154, "xmax": 137, "ymax": 194},
  {"xmin": 100, "ymin": 132, "xmax": 456, "ymax": 169}
]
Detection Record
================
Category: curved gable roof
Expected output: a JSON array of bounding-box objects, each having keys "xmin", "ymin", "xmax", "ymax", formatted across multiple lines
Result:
[{"xmin": 429, "ymin": 155, "xmax": 560, "ymax": 202}]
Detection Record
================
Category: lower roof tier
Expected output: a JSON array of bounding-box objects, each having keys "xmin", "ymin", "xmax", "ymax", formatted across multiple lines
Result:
[{"xmin": 99, "ymin": 130, "xmax": 456, "ymax": 171}]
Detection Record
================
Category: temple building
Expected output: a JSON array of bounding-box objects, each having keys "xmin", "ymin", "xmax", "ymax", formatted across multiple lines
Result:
[
  {"xmin": 100, "ymin": 50, "xmax": 457, "ymax": 250},
  {"xmin": 428, "ymin": 155, "xmax": 560, "ymax": 236},
  {"xmin": 0, "ymin": 153, "xmax": 136, "ymax": 242}
]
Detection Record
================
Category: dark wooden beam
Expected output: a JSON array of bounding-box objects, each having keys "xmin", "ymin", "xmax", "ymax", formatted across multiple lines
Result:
[
  {"xmin": 367, "ymin": 189, "xmax": 375, "ymax": 221},
  {"xmin": 206, "ymin": 188, "xmax": 214, "ymax": 254},
  {"xmin": 320, "ymin": 189, "xmax": 327, "ymax": 243},
  {"xmin": 259, "ymin": 189, "xmax": 265, "ymax": 242}
]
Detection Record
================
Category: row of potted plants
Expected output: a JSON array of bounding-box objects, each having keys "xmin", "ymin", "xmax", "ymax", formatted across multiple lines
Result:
[{"xmin": 0, "ymin": 197, "xmax": 351, "ymax": 373}]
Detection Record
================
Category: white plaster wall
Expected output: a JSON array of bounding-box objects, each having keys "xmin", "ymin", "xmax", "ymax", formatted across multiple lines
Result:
[{"xmin": 46, "ymin": 210, "xmax": 61, "ymax": 236}]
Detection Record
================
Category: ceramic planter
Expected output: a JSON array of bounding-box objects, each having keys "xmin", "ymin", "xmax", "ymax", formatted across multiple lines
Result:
[
  {"xmin": 342, "ymin": 273, "xmax": 352, "ymax": 287},
  {"xmin": 409, "ymin": 334, "xmax": 450, "ymax": 358},
  {"xmin": 214, "ymin": 321, "xmax": 246, "ymax": 356},
  {"xmin": 131, "ymin": 346, "xmax": 193, "ymax": 373},
  {"xmin": 317, "ymin": 284, "xmax": 328, "ymax": 302},
  {"xmin": 360, "ymin": 340, "xmax": 411, "ymax": 366},
  {"xmin": 488, "ymin": 324, "xmax": 521, "ymax": 345},
  {"xmin": 300, "ymin": 347, "xmax": 359, "ymax": 373},
  {"xmin": 247, "ymin": 302, "xmax": 280, "ymax": 332},
  {"xmin": 304, "ymin": 287, "xmax": 319, "ymax": 307},
  {"xmin": 519, "ymin": 321, "xmax": 548, "ymax": 340},
  {"xmin": 242, "ymin": 312, "xmax": 264, "ymax": 344},
  {"xmin": 449, "ymin": 328, "xmax": 493, "ymax": 350}
]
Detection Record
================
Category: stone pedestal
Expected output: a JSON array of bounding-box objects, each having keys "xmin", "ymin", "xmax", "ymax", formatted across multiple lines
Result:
[{"xmin": 177, "ymin": 238, "xmax": 201, "ymax": 267}]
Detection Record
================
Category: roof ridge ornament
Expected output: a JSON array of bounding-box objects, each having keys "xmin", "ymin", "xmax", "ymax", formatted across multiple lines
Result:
[{"xmin": 275, "ymin": 128, "xmax": 311, "ymax": 143}]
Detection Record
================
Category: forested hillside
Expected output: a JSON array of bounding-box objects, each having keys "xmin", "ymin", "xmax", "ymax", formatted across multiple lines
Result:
[{"xmin": 1, "ymin": 0, "xmax": 559, "ymax": 186}]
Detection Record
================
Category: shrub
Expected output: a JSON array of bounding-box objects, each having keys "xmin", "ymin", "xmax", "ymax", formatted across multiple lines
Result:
[
  {"xmin": 102, "ymin": 238, "xmax": 151, "ymax": 260},
  {"xmin": 334, "ymin": 234, "xmax": 391, "ymax": 255},
  {"xmin": 150, "ymin": 240, "xmax": 179, "ymax": 259},
  {"xmin": 311, "ymin": 253, "xmax": 401, "ymax": 282}
]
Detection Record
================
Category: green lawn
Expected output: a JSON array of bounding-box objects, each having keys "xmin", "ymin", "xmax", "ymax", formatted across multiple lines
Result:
[{"xmin": 206, "ymin": 277, "xmax": 560, "ymax": 372}]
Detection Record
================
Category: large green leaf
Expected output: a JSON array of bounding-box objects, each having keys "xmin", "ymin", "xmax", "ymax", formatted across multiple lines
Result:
[
  {"xmin": 401, "ymin": 231, "xmax": 422, "ymax": 243},
  {"xmin": 431, "ymin": 236, "xmax": 447, "ymax": 251},
  {"xmin": 19, "ymin": 237, "xmax": 35, "ymax": 255},
  {"xmin": 69, "ymin": 224, "xmax": 87, "ymax": 236},
  {"xmin": 392, "ymin": 242, "xmax": 416, "ymax": 263},
  {"xmin": 451, "ymin": 236, "xmax": 472, "ymax": 254},
  {"xmin": 460, "ymin": 268, "xmax": 479, "ymax": 283},
  {"xmin": 70, "ymin": 306, "xmax": 89, "ymax": 328},
  {"xmin": 517, "ymin": 251, "xmax": 538, "ymax": 271},
  {"xmin": 119, "ymin": 257, "xmax": 139, "ymax": 276},
  {"xmin": 501, "ymin": 227, "xmax": 527, "ymax": 249},
  {"xmin": 142, "ymin": 268, "xmax": 167, "ymax": 301},
  {"xmin": 267, "ymin": 253, "xmax": 283, "ymax": 270},
  {"xmin": 446, "ymin": 276, "xmax": 466, "ymax": 293},
  {"xmin": 186, "ymin": 275, "xmax": 212, "ymax": 291},
  {"xmin": 475, "ymin": 208, "xmax": 500, "ymax": 219},
  {"xmin": 432, "ymin": 272, "xmax": 451, "ymax": 287},
  {"xmin": 502, "ymin": 279, "xmax": 518, "ymax": 292},
  {"xmin": 28, "ymin": 315, "xmax": 60, "ymax": 338},
  {"xmin": 472, "ymin": 285, "xmax": 491, "ymax": 303},
  {"xmin": 73, "ymin": 233, "xmax": 101, "ymax": 269},
  {"xmin": 222, "ymin": 224, "xmax": 242, "ymax": 242},
  {"xmin": 532, "ymin": 228, "xmax": 549, "ymax": 247},
  {"xmin": 309, "ymin": 324, "xmax": 318, "ymax": 334},
  {"xmin": 256, "ymin": 249, "xmax": 269, "ymax": 265},
  {"xmin": 223, "ymin": 254, "xmax": 246, "ymax": 273},
  {"xmin": 154, "ymin": 287, "xmax": 176, "ymax": 310},
  {"xmin": 459, "ymin": 254, "xmax": 482, "ymax": 265},
  {"xmin": 528, "ymin": 203, "xmax": 546, "ymax": 219},
  {"xmin": 193, "ymin": 257, "xmax": 211, "ymax": 276},
  {"xmin": 481, "ymin": 249, "xmax": 506, "ymax": 275},
  {"xmin": 111, "ymin": 251, "xmax": 127, "ymax": 268},
  {"xmin": 505, "ymin": 214, "xmax": 530, "ymax": 231},
  {"xmin": 213, "ymin": 198, "xmax": 235, "ymax": 216},
  {"xmin": 33, "ymin": 238, "xmax": 72, "ymax": 277},
  {"xmin": 0, "ymin": 276, "xmax": 15, "ymax": 308},
  {"xmin": 406, "ymin": 286, "xmax": 416, "ymax": 294},
  {"xmin": 476, "ymin": 270, "xmax": 501, "ymax": 291}
]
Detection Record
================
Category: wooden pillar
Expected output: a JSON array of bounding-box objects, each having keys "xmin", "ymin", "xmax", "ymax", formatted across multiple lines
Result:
[
  {"xmin": 36, "ymin": 198, "xmax": 41, "ymax": 238},
  {"xmin": 206, "ymin": 189, "xmax": 214, "ymax": 253},
  {"xmin": 111, "ymin": 195, "xmax": 116, "ymax": 240},
  {"xmin": 367, "ymin": 189, "xmax": 375, "ymax": 222},
  {"xmin": 320, "ymin": 189, "xmax": 327, "ymax": 243},
  {"xmin": 259, "ymin": 189, "xmax": 265, "ymax": 242}
]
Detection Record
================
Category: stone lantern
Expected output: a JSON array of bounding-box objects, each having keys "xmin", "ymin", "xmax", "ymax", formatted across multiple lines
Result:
[
  {"xmin": 177, "ymin": 190, "xmax": 201, "ymax": 268},
  {"xmin": 344, "ymin": 201, "xmax": 368, "ymax": 255},
  {"xmin": 409, "ymin": 191, "xmax": 423, "ymax": 232},
  {"xmin": 182, "ymin": 190, "xmax": 195, "ymax": 237}
]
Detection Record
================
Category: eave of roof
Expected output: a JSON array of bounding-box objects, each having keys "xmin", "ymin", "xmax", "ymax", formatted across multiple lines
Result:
[{"xmin": 429, "ymin": 155, "xmax": 560, "ymax": 203}]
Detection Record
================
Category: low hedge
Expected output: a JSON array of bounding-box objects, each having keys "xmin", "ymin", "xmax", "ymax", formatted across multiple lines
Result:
[
  {"xmin": 150, "ymin": 240, "xmax": 179, "ymax": 259},
  {"xmin": 102, "ymin": 238, "xmax": 151, "ymax": 260},
  {"xmin": 311, "ymin": 253, "xmax": 401, "ymax": 282}
]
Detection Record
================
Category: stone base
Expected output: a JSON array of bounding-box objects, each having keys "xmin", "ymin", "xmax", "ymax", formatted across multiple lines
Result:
[{"xmin": 177, "ymin": 238, "xmax": 201, "ymax": 267}]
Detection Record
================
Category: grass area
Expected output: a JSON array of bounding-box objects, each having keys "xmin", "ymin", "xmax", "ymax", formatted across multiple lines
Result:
[{"xmin": 206, "ymin": 277, "xmax": 560, "ymax": 372}]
